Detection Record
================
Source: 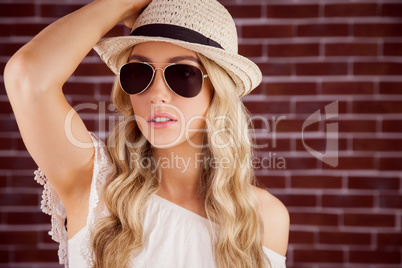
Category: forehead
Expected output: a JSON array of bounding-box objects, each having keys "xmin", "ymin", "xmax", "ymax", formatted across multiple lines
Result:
[{"xmin": 130, "ymin": 42, "xmax": 199, "ymax": 63}]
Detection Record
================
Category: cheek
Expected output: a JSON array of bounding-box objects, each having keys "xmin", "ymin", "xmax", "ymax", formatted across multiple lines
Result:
[
  {"xmin": 130, "ymin": 95, "xmax": 138, "ymax": 110},
  {"xmin": 198, "ymin": 86, "xmax": 213, "ymax": 116},
  {"xmin": 130, "ymin": 96, "xmax": 145, "ymax": 115},
  {"xmin": 184, "ymin": 96, "xmax": 211, "ymax": 129},
  {"xmin": 130, "ymin": 96, "xmax": 148, "ymax": 132}
]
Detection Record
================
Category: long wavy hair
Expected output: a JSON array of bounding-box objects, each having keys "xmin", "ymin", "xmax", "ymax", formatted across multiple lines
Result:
[{"xmin": 90, "ymin": 49, "xmax": 269, "ymax": 268}]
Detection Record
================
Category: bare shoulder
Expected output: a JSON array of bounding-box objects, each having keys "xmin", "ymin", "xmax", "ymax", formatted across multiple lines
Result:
[{"xmin": 251, "ymin": 186, "xmax": 289, "ymax": 256}]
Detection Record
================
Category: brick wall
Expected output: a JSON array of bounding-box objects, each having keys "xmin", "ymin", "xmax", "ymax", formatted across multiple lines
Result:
[{"xmin": 0, "ymin": 0, "xmax": 401, "ymax": 267}]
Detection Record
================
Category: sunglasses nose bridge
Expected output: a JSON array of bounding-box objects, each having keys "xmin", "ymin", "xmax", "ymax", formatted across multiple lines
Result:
[
  {"xmin": 150, "ymin": 66, "xmax": 168, "ymax": 85},
  {"xmin": 153, "ymin": 67, "xmax": 165, "ymax": 72},
  {"xmin": 147, "ymin": 66, "xmax": 172, "ymax": 97}
]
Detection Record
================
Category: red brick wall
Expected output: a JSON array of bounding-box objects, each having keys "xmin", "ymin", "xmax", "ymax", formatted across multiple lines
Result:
[{"xmin": 1, "ymin": 0, "xmax": 401, "ymax": 267}]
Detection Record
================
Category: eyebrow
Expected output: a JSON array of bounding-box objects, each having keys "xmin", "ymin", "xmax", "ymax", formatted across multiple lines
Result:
[{"xmin": 128, "ymin": 54, "xmax": 202, "ymax": 65}]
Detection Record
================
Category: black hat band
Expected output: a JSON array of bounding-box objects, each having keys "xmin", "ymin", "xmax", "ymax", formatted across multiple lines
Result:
[{"xmin": 130, "ymin": 24, "xmax": 224, "ymax": 50}]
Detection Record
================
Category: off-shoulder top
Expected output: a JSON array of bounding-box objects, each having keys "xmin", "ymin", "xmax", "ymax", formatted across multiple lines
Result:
[{"xmin": 34, "ymin": 132, "xmax": 287, "ymax": 267}]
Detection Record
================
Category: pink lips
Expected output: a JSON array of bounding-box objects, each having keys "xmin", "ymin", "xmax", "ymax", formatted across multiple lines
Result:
[{"xmin": 148, "ymin": 112, "xmax": 178, "ymax": 129}]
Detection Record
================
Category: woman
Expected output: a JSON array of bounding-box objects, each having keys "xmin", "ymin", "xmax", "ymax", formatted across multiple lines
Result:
[{"xmin": 4, "ymin": 0, "xmax": 289, "ymax": 267}]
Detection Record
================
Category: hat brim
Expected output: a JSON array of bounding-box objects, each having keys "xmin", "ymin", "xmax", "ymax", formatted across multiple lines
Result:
[{"xmin": 93, "ymin": 36, "xmax": 262, "ymax": 97}]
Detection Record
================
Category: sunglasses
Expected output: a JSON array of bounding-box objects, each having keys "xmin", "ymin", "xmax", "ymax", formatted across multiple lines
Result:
[{"xmin": 118, "ymin": 62, "xmax": 208, "ymax": 98}]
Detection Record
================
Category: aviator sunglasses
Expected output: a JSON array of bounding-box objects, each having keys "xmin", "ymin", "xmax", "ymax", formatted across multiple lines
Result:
[{"xmin": 118, "ymin": 62, "xmax": 209, "ymax": 98}]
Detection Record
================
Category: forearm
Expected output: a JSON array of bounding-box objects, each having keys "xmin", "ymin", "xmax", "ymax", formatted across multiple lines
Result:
[{"xmin": 6, "ymin": 0, "xmax": 133, "ymax": 92}]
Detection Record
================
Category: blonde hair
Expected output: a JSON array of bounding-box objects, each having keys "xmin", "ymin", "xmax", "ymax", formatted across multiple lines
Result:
[{"xmin": 90, "ymin": 51, "xmax": 269, "ymax": 268}]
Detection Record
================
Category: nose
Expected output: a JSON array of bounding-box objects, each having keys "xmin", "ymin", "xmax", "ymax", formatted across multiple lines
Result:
[{"xmin": 148, "ymin": 68, "xmax": 171, "ymax": 103}]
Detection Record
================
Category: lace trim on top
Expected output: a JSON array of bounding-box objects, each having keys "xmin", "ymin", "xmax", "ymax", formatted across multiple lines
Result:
[
  {"xmin": 34, "ymin": 132, "xmax": 114, "ymax": 268},
  {"xmin": 34, "ymin": 168, "xmax": 68, "ymax": 267},
  {"xmin": 81, "ymin": 132, "xmax": 113, "ymax": 267}
]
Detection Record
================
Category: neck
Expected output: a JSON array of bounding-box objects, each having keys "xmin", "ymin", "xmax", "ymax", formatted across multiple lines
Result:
[{"xmin": 153, "ymin": 141, "xmax": 205, "ymax": 201}]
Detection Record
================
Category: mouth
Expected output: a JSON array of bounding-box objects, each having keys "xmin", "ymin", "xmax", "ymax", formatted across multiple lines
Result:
[
  {"xmin": 148, "ymin": 113, "xmax": 178, "ymax": 129},
  {"xmin": 150, "ymin": 117, "xmax": 175, "ymax": 123}
]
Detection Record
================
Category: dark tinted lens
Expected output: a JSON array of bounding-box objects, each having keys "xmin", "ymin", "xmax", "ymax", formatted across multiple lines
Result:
[
  {"xmin": 119, "ymin": 63, "xmax": 154, "ymax": 95},
  {"xmin": 164, "ymin": 64, "xmax": 203, "ymax": 98}
]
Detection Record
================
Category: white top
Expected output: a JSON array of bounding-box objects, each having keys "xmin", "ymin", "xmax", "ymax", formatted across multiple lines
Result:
[{"xmin": 34, "ymin": 132, "xmax": 286, "ymax": 268}]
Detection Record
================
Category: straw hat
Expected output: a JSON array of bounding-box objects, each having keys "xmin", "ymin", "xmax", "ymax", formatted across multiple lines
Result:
[{"xmin": 94, "ymin": 0, "xmax": 262, "ymax": 97}]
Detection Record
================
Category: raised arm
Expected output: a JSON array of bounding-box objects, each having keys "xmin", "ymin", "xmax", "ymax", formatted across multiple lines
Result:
[{"xmin": 3, "ymin": 0, "xmax": 149, "ymax": 203}]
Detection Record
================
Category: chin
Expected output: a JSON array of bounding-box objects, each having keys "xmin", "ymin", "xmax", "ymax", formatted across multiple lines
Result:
[{"xmin": 148, "ymin": 136, "xmax": 184, "ymax": 149}]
